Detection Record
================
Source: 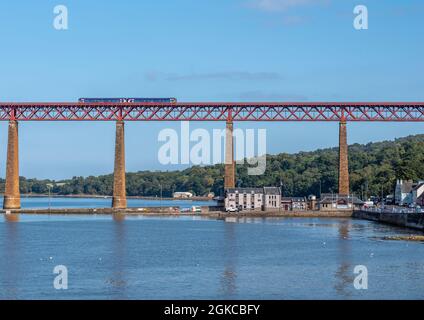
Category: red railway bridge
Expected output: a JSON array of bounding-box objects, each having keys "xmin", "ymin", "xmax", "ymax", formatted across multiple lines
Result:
[{"xmin": 1, "ymin": 102, "xmax": 424, "ymax": 210}]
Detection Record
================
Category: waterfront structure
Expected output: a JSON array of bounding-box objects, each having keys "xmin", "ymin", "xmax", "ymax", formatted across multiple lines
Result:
[
  {"xmin": 1, "ymin": 101, "xmax": 423, "ymax": 210},
  {"xmin": 280, "ymin": 197, "xmax": 308, "ymax": 211},
  {"xmin": 173, "ymin": 192, "xmax": 194, "ymax": 199},
  {"xmin": 395, "ymin": 180, "xmax": 414, "ymax": 205},
  {"xmin": 224, "ymin": 188, "xmax": 264, "ymax": 211},
  {"xmin": 292, "ymin": 197, "xmax": 308, "ymax": 211},
  {"xmin": 412, "ymin": 182, "xmax": 424, "ymax": 205},
  {"xmin": 395, "ymin": 179, "xmax": 414, "ymax": 205},
  {"xmin": 394, "ymin": 180, "xmax": 424, "ymax": 206},
  {"xmin": 308, "ymin": 195, "xmax": 318, "ymax": 210},
  {"xmin": 224, "ymin": 187, "xmax": 281, "ymax": 211},
  {"xmin": 319, "ymin": 193, "xmax": 364, "ymax": 211},
  {"xmin": 281, "ymin": 197, "xmax": 292, "ymax": 211},
  {"xmin": 263, "ymin": 187, "xmax": 282, "ymax": 210}
]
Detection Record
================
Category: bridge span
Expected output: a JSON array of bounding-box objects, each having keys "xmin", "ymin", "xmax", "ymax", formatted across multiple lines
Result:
[
  {"xmin": 1, "ymin": 102, "xmax": 423, "ymax": 210},
  {"xmin": 0, "ymin": 102, "xmax": 423, "ymax": 121}
]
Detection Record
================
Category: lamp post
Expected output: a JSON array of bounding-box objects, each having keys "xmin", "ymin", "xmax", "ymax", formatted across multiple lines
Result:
[
  {"xmin": 319, "ymin": 179, "xmax": 322, "ymax": 198},
  {"xmin": 160, "ymin": 184, "xmax": 163, "ymax": 207},
  {"xmin": 381, "ymin": 184, "xmax": 384, "ymax": 209},
  {"xmin": 279, "ymin": 181, "xmax": 283, "ymax": 213}
]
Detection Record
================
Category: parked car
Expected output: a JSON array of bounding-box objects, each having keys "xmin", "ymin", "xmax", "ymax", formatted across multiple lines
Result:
[
  {"xmin": 363, "ymin": 201, "xmax": 374, "ymax": 208},
  {"xmin": 226, "ymin": 207, "xmax": 239, "ymax": 213}
]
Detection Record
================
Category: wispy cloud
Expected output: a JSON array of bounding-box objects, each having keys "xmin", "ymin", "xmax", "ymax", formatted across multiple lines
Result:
[
  {"xmin": 248, "ymin": 0, "xmax": 330, "ymax": 12},
  {"xmin": 145, "ymin": 71, "xmax": 283, "ymax": 82},
  {"xmin": 281, "ymin": 15, "xmax": 308, "ymax": 25}
]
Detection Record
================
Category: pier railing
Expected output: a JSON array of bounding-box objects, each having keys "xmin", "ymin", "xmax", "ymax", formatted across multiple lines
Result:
[{"xmin": 361, "ymin": 206, "xmax": 423, "ymax": 214}]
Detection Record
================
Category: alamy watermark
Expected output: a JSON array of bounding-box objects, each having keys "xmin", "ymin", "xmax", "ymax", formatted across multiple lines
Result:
[
  {"xmin": 53, "ymin": 5, "xmax": 68, "ymax": 30},
  {"xmin": 53, "ymin": 265, "xmax": 68, "ymax": 290},
  {"xmin": 158, "ymin": 122, "xmax": 267, "ymax": 175},
  {"xmin": 353, "ymin": 5, "xmax": 368, "ymax": 30},
  {"xmin": 353, "ymin": 265, "xmax": 368, "ymax": 290}
]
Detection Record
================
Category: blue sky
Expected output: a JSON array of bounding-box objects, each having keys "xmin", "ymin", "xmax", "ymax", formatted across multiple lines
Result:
[{"xmin": 0, "ymin": 0, "xmax": 423, "ymax": 179}]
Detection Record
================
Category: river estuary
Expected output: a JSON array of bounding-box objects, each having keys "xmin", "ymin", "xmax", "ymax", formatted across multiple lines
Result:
[{"xmin": 1, "ymin": 198, "xmax": 424, "ymax": 299}]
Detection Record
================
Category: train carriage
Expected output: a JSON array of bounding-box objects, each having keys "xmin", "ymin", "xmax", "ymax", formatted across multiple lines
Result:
[{"xmin": 79, "ymin": 98, "xmax": 177, "ymax": 103}]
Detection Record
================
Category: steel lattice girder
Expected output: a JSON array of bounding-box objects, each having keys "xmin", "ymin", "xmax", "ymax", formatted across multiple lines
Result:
[{"xmin": 0, "ymin": 103, "xmax": 423, "ymax": 121}]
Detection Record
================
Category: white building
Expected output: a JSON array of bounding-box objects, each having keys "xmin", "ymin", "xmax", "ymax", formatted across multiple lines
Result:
[
  {"xmin": 224, "ymin": 188, "xmax": 263, "ymax": 211},
  {"xmin": 319, "ymin": 193, "xmax": 364, "ymax": 211},
  {"xmin": 173, "ymin": 192, "xmax": 193, "ymax": 199},
  {"xmin": 263, "ymin": 187, "xmax": 282, "ymax": 210},
  {"xmin": 394, "ymin": 180, "xmax": 424, "ymax": 206},
  {"xmin": 412, "ymin": 182, "xmax": 424, "ymax": 205},
  {"xmin": 224, "ymin": 187, "xmax": 281, "ymax": 211},
  {"xmin": 395, "ymin": 180, "xmax": 415, "ymax": 205},
  {"xmin": 280, "ymin": 197, "xmax": 308, "ymax": 211}
]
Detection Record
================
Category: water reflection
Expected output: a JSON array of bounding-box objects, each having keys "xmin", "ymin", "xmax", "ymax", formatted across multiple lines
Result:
[
  {"xmin": 220, "ymin": 221, "xmax": 237, "ymax": 297},
  {"xmin": 334, "ymin": 219, "xmax": 353, "ymax": 297},
  {"xmin": 1, "ymin": 220, "xmax": 21, "ymax": 299},
  {"xmin": 107, "ymin": 214, "xmax": 128, "ymax": 298},
  {"xmin": 4, "ymin": 213, "xmax": 20, "ymax": 223},
  {"xmin": 112, "ymin": 212, "xmax": 126, "ymax": 222}
]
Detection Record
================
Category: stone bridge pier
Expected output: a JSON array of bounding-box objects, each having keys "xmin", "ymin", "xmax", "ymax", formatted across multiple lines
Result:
[
  {"xmin": 338, "ymin": 120, "xmax": 350, "ymax": 196},
  {"xmin": 112, "ymin": 120, "xmax": 127, "ymax": 209},
  {"xmin": 224, "ymin": 120, "xmax": 235, "ymax": 189},
  {"xmin": 3, "ymin": 120, "xmax": 20, "ymax": 209}
]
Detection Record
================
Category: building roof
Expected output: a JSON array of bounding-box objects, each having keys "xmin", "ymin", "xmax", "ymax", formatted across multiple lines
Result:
[
  {"xmin": 413, "ymin": 182, "xmax": 424, "ymax": 191},
  {"xmin": 225, "ymin": 188, "xmax": 264, "ymax": 194},
  {"xmin": 281, "ymin": 197, "xmax": 306, "ymax": 202},
  {"xmin": 225, "ymin": 187, "xmax": 282, "ymax": 195},
  {"xmin": 319, "ymin": 194, "xmax": 364, "ymax": 205},
  {"xmin": 263, "ymin": 187, "xmax": 281, "ymax": 195}
]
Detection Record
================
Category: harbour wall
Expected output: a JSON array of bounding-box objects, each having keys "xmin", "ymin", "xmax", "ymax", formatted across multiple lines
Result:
[
  {"xmin": 1, "ymin": 207, "xmax": 353, "ymax": 218},
  {"xmin": 353, "ymin": 210, "xmax": 424, "ymax": 231}
]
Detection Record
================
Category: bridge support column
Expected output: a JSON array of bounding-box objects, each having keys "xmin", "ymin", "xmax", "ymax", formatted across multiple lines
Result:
[
  {"xmin": 3, "ymin": 120, "xmax": 20, "ymax": 209},
  {"xmin": 224, "ymin": 120, "xmax": 235, "ymax": 189},
  {"xmin": 338, "ymin": 120, "xmax": 350, "ymax": 196},
  {"xmin": 112, "ymin": 120, "xmax": 127, "ymax": 209}
]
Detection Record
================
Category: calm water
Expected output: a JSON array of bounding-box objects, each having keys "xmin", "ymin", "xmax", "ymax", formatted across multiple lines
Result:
[
  {"xmin": 1, "ymin": 200, "xmax": 424, "ymax": 299},
  {"xmin": 5, "ymin": 196, "xmax": 215, "ymax": 210}
]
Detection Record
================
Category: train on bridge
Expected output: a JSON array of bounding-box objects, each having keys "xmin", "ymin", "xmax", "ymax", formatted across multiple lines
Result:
[{"xmin": 78, "ymin": 97, "xmax": 177, "ymax": 103}]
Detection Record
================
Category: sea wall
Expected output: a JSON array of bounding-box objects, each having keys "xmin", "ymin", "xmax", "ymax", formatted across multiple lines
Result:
[
  {"xmin": 2, "ymin": 207, "xmax": 353, "ymax": 218},
  {"xmin": 353, "ymin": 210, "xmax": 424, "ymax": 231},
  {"xmin": 210, "ymin": 209, "xmax": 353, "ymax": 218}
]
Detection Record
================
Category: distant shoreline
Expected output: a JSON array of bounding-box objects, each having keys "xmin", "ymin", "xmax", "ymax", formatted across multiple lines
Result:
[{"xmin": 15, "ymin": 193, "xmax": 214, "ymax": 201}]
